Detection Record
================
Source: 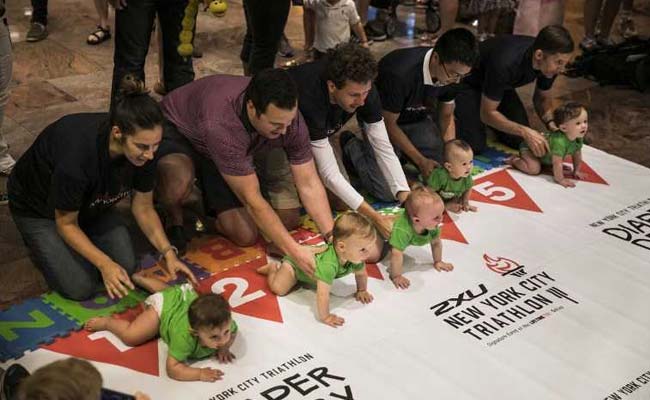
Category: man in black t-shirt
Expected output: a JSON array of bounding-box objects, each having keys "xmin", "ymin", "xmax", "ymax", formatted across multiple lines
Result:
[
  {"xmin": 367, "ymin": 28, "xmax": 478, "ymax": 179},
  {"xmin": 454, "ymin": 25, "xmax": 575, "ymax": 155},
  {"xmin": 288, "ymin": 43, "xmax": 409, "ymax": 241}
]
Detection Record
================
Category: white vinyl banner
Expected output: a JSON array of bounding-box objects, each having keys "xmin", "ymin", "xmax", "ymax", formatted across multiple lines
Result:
[{"xmin": 5, "ymin": 146, "xmax": 650, "ymax": 400}]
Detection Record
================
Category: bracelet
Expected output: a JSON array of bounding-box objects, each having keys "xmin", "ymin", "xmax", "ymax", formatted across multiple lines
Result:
[{"xmin": 159, "ymin": 245, "xmax": 179, "ymax": 261}]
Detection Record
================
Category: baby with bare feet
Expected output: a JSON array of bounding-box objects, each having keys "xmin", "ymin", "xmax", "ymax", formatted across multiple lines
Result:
[
  {"xmin": 85, "ymin": 272, "xmax": 237, "ymax": 382},
  {"xmin": 258, "ymin": 212, "xmax": 376, "ymax": 328},
  {"xmin": 506, "ymin": 102, "xmax": 588, "ymax": 188}
]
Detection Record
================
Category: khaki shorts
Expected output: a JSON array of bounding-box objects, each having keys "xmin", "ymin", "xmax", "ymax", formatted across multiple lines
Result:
[{"xmin": 255, "ymin": 147, "xmax": 301, "ymax": 210}]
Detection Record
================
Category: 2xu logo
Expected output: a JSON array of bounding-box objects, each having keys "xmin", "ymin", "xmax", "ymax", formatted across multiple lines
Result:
[{"xmin": 429, "ymin": 284, "xmax": 488, "ymax": 316}]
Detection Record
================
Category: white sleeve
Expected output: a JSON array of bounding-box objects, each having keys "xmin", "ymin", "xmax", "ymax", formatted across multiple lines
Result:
[
  {"xmin": 310, "ymin": 138, "xmax": 365, "ymax": 210},
  {"xmin": 364, "ymin": 119, "xmax": 410, "ymax": 197}
]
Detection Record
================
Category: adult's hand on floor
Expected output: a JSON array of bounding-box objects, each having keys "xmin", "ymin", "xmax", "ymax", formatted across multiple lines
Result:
[
  {"xmin": 99, "ymin": 261, "xmax": 134, "ymax": 299},
  {"xmin": 163, "ymin": 257, "xmax": 199, "ymax": 286}
]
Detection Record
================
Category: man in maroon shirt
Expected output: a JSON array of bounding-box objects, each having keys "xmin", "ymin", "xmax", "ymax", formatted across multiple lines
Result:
[{"xmin": 157, "ymin": 69, "xmax": 334, "ymax": 275}]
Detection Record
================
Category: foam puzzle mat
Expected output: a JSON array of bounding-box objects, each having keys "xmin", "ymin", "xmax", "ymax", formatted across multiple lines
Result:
[{"xmin": 3, "ymin": 144, "xmax": 650, "ymax": 400}]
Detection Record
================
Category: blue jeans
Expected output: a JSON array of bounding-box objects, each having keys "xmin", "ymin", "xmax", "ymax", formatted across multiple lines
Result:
[
  {"xmin": 110, "ymin": 0, "xmax": 194, "ymax": 110},
  {"xmin": 342, "ymin": 116, "xmax": 442, "ymax": 202},
  {"xmin": 11, "ymin": 211, "xmax": 137, "ymax": 300}
]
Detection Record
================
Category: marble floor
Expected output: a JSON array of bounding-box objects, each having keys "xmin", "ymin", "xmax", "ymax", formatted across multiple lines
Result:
[{"xmin": 1, "ymin": 0, "xmax": 649, "ymax": 308}]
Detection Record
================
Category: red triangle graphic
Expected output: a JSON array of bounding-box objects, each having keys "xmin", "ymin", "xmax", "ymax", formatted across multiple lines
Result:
[
  {"xmin": 198, "ymin": 260, "xmax": 283, "ymax": 323},
  {"xmin": 472, "ymin": 169, "xmax": 543, "ymax": 213},
  {"xmin": 440, "ymin": 212, "xmax": 468, "ymax": 244},
  {"xmin": 365, "ymin": 263, "xmax": 384, "ymax": 280},
  {"xmin": 43, "ymin": 305, "xmax": 160, "ymax": 376},
  {"xmin": 540, "ymin": 157, "xmax": 608, "ymax": 185}
]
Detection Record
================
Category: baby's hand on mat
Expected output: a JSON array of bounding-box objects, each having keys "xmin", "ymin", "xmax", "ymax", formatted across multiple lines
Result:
[
  {"xmin": 355, "ymin": 290, "xmax": 374, "ymax": 304},
  {"xmin": 462, "ymin": 203, "xmax": 477, "ymax": 212},
  {"xmin": 434, "ymin": 261, "xmax": 454, "ymax": 272},
  {"xmin": 572, "ymin": 170, "xmax": 585, "ymax": 180},
  {"xmin": 199, "ymin": 367, "xmax": 224, "ymax": 382},
  {"xmin": 321, "ymin": 313, "xmax": 345, "ymax": 328},
  {"xmin": 216, "ymin": 349, "xmax": 236, "ymax": 364},
  {"xmin": 556, "ymin": 178, "xmax": 576, "ymax": 188},
  {"xmin": 390, "ymin": 274, "xmax": 410, "ymax": 289}
]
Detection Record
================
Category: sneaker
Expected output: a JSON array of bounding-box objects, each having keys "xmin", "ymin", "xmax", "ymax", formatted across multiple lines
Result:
[
  {"xmin": 579, "ymin": 36, "xmax": 599, "ymax": 52},
  {"xmin": 277, "ymin": 34, "xmax": 294, "ymax": 58},
  {"xmin": 365, "ymin": 22, "xmax": 387, "ymax": 42},
  {"xmin": 618, "ymin": 16, "xmax": 637, "ymax": 39},
  {"xmin": 166, "ymin": 225, "xmax": 188, "ymax": 255},
  {"xmin": 26, "ymin": 22, "xmax": 48, "ymax": 42}
]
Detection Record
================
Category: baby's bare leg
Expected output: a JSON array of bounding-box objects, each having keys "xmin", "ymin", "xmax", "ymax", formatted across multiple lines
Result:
[
  {"xmin": 85, "ymin": 307, "xmax": 160, "ymax": 347},
  {"xmin": 507, "ymin": 150, "xmax": 541, "ymax": 175},
  {"xmin": 267, "ymin": 262, "xmax": 297, "ymax": 296}
]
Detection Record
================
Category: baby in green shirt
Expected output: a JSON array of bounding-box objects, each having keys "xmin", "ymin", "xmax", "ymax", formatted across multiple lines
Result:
[
  {"xmin": 427, "ymin": 139, "xmax": 477, "ymax": 213},
  {"xmin": 258, "ymin": 212, "xmax": 377, "ymax": 328},
  {"xmin": 85, "ymin": 273, "xmax": 237, "ymax": 383},
  {"xmin": 507, "ymin": 102, "xmax": 588, "ymax": 188},
  {"xmin": 388, "ymin": 184, "xmax": 454, "ymax": 289}
]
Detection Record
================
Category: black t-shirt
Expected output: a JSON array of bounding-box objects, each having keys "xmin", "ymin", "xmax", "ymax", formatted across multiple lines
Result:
[
  {"xmin": 8, "ymin": 113, "xmax": 157, "ymax": 222},
  {"xmin": 288, "ymin": 57, "xmax": 383, "ymax": 141},
  {"xmin": 463, "ymin": 35, "xmax": 557, "ymax": 101},
  {"xmin": 376, "ymin": 46, "xmax": 458, "ymax": 124}
]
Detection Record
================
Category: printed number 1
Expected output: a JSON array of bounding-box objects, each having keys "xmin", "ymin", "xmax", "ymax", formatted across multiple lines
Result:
[
  {"xmin": 474, "ymin": 181, "xmax": 515, "ymax": 201},
  {"xmin": 211, "ymin": 278, "xmax": 265, "ymax": 308}
]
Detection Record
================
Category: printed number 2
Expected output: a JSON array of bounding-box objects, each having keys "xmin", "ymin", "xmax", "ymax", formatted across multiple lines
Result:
[
  {"xmin": 211, "ymin": 278, "xmax": 265, "ymax": 308},
  {"xmin": 474, "ymin": 181, "xmax": 515, "ymax": 201}
]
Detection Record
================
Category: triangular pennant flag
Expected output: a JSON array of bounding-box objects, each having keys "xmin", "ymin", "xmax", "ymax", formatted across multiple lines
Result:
[
  {"xmin": 540, "ymin": 157, "xmax": 608, "ymax": 185},
  {"xmin": 43, "ymin": 305, "xmax": 160, "ymax": 376},
  {"xmin": 365, "ymin": 263, "xmax": 385, "ymax": 280},
  {"xmin": 440, "ymin": 212, "xmax": 468, "ymax": 244},
  {"xmin": 472, "ymin": 169, "xmax": 542, "ymax": 213},
  {"xmin": 198, "ymin": 260, "xmax": 283, "ymax": 323}
]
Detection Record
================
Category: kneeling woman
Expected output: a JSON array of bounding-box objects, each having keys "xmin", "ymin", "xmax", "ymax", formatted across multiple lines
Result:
[{"xmin": 8, "ymin": 77, "xmax": 197, "ymax": 301}]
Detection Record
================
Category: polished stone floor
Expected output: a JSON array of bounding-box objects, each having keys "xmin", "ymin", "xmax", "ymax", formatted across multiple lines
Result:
[{"xmin": 1, "ymin": 0, "xmax": 649, "ymax": 308}]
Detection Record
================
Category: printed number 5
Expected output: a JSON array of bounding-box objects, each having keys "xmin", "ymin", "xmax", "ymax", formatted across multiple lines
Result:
[
  {"xmin": 474, "ymin": 181, "xmax": 515, "ymax": 201},
  {"xmin": 211, "ymin": 277, "xmax": 265, "ymax": 308}
]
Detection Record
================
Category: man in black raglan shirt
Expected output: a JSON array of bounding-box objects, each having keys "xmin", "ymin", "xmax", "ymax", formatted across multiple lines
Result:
[
  {"xmin": 287, "ymin": 43, "xmax": 409, "ymax": 241},
  {"xmin": 344, "ymin": 28, "xmax": 478, "ymax": 180},
  {"xmin": 454, "ymin": 25, "xmax": 575, "ymax": 156}
]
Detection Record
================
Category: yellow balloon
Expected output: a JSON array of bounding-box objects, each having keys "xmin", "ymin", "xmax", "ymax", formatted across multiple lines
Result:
[
  {"xmin": 184, "ymin": 4, "xmax": 198, "ymax": 17},
  {"xmin": 179, "ymin": 30, "xmax": 193, "ymax": 44},
  {"xmin": 177, "ymin": 43, "xmax": 194, "ymax": 57},
  {"xmin": 181, "ymin": 16, "xmax": 195, "ymax": 31},
  {"xmin": 209, "ymin": 0, "xmax": 228, "ymax": 17}
]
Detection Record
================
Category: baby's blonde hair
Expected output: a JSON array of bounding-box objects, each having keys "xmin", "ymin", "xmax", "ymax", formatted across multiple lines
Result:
[
  {"xmin": 404, "ymin": 183, "xmax": 444, "ymax": 218},
  {"xmin": 332, "ymin": 211, "xmax": 376, "ymax": 245},
  {"xmin": 19, "ymin": 358, "xmax": 102, "ymax": 400}
]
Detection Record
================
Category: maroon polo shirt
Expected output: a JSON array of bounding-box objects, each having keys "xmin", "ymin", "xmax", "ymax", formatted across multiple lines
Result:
[{"xmin": 161, "ymin": 74, "xmax": 312, "ymax": 176}]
